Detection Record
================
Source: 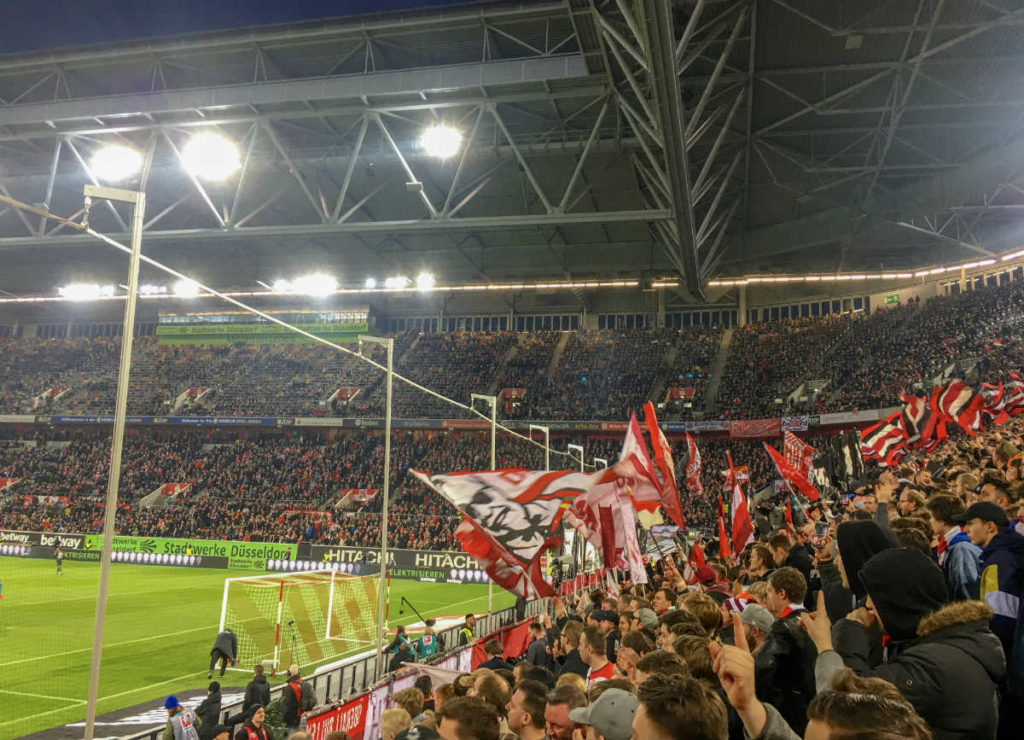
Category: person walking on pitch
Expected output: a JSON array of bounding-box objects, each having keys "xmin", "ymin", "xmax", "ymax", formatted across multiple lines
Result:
[
  {"xmin": 208, "ymin": 627, "xmax": 237, "ymax": 679},
  {"xmin": 55, "ymin": 547, "xmax": 63, "ymax": 575}
]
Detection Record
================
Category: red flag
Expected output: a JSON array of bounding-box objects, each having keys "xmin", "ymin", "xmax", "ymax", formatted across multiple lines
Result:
[
  {"xmin": 727, "ymin": 452, "xmax": 755, "ymax": 554},
  {"xmin": 900, "ymin": 390, "xmax": 943, "ymax": 450},
  {"xmin": 599, "ymin": 506, "xmax": 617, "ymax": 569},
  {"xmin": 686, "ymin": 541, "xmax": 706, "ymax": 586},
  {"xmin": 683, "ymin": 433, "xmax": 703, "ymax": 498},
  {"xmin": 783, "ymin": 431, "xmax": 816, "ymax": 481},
  {"xmin": 643, "ymin": 402, "xmax": 686, "ymax": 529},
  {"xmin": 934, "ymin": 379, "xmax": 986, "ymax": 436},
  {"xmin": 785, "ymin": 499, "xmax": 793, "ymax": 530},
  {"xmin": 717, "ymin": 497, "xmax": 731, "ymax": 559},
  {"xmin": 764, "ymin": 443, "xmax": 820, "ymax": 500},
  {"xmin": 981, "ymin": 382, "xmax": 1010, "ymax": 425}
]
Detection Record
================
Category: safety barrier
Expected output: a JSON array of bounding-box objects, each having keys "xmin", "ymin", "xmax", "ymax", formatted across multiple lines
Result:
[{"xmin": 119, "ymin": 598, "xmax": 544, "ymax": 740}]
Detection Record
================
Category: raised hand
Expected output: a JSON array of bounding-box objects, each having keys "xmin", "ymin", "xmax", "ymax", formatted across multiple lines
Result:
[
  {"xmin": 709, "ymin": 611, "xmax": 769, "ymax": 738},
  {"xmin": 799, "ymin": 590, "xmax": 834, "ymax": 653}
]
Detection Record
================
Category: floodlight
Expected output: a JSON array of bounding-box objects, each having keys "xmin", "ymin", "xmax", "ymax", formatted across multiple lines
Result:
[
  {"xmin": 419, "ymin": 124, "xmax": 462, "ymax": 158},
  {"xmin": 291, "ymin": 272, "xmax": 338, "ymax": 297},
  {"xmin": 364, "ymin": 277, "xmax": 377, "ymax": 289},
  {"xmin": 173, "ymin": 279, "xmax": 201, "ymax": 298},
  {"xmin": 181, "ymin": 132, "xmax": 240, "ymax": 181},
  {"xmin": 138, "ymin": 284, "xmax": 167, "ymax": 296},
  {"xmin": 416, "ymin": 272, "xmax": 436, "ymax": 292},
  {"xmin": 91, "ymin": 145, "xmax": 143, "ymax": 182},
  {"xmin": 384, "ymin": 276, "xmax": 410, "ymax": 289},
  {"xmin": 58, "ymin": 283, "xmax": 115, "ymax": 301}
]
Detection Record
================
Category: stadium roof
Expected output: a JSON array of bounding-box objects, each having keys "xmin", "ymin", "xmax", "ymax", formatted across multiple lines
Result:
[{"xmin": 1, "ymin": 0, "xmax": 1023, "ymax": 304}]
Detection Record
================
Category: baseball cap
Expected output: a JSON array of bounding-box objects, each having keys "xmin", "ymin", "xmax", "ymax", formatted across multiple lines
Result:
[
  {"xmin": 951, "ymin": 501, "xmax": 1010, "ymax": 529},
  {"xmin": 568, "ymin": 688, "xmax": 638, "ymax": 740},
  {"xmin": 593, "ymin": 609, "xmax": 619, "ymax": 624},
  {"xmin": 739, "ymin": 603, "xmax": 775, "ymax": 634},
  {"xmin": 164, "ymin": 695, "xmax": 180, "ymax": 710},
  {"xmin": 635, "ymin": 607, "xmax": 659, "ymax": 629}
]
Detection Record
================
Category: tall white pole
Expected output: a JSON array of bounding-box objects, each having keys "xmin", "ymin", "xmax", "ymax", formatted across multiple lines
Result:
[
  {"xmin": 83, "ymin": 186, "xmax": 145, "ymax": 740},
  {"xmin": 362, "ymin": 335, "xmax": 394, "ymax": 678},
  {"xmin": 473, "ymin": 393, "xmax": 497, "ymax": 614}
]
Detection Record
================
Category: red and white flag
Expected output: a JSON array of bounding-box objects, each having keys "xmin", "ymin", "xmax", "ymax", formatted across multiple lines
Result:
[
  {"xmin": 783, "ymin": 431, "xmax": 816, "ymax": 481},
  {"xmin": 413, "ymin": 468, "xmax": 608, "ymax": 598},
  {"xmin": 727, "ymin": 452, "xmax": 755, "ymax": 554},
  {"xmin": 765, "ymin": 443, "xmax": 819, "ymax": 501},
  {"xmin": 860, "ymin": 412, "xmax": 907, "ymax": 467},
  {"xmin": 934, "ymin": 379, "xmax": 986, "ymax": 436},
  {"xmin": 685, "ymin": 541, "xmax": 707, "ymax": 585}
]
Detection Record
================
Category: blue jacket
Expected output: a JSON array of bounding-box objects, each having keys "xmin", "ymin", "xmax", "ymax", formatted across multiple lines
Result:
[
  {"xmin": 944, "ymin": 531, "xmax": 982, "ymax": 601},
  {"xmin": 979, "ymin": 528, "xmax": 1024, "ymax": 692}
]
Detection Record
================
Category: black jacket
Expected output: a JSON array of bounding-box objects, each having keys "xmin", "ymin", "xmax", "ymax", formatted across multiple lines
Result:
[
  {"xmin": 783, "ymin": 547, "xmax": 813, "ymax": 583},
  {"xmin": 242, "ymin": 675, "xmax": 270, "ymax": 718},
  {"xmin": 833, "ymin": 600, "xmax": 1005, "ymax": 740},
  {"xmin": 557, "ymin": 648, "xmax": 588, "ymax": 679},
  {"xmin": 389, "ymin": 648, "xmax": 416, "ymax": 673},
  {"xmin": 524, "ymin": 637, "xmax": 547, "ymax": 667},
  {"xmin": 211, "ymin": 629, "xmax": 237, "ymax": 659},
  {"xmin": 281, "ymin": 675, "xmax": 303, "ymax": 727},
  {"xmin": 195, "ymin": 689, "xmax": 221, "ymax": 740},
  {"xmin": 478, "ymin": 656, "xmax": 513, "ymax": 672},
  {"xmin": 753, "ymin": 609, "xmax": 817, "ymax": 734}
]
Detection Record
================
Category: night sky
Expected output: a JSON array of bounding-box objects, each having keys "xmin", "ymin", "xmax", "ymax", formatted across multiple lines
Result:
[{"xmin": 1, "ymin": 0, "xmax": 481, "ymax": 54}]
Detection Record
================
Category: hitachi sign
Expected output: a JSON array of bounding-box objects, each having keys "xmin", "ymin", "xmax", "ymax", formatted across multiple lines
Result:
[{"xmin": 413, "ymin": 552, "xmax": 481, "ymax": 569}]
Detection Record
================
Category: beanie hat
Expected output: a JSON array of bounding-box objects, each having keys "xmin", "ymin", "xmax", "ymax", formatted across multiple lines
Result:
[
  {"xmin": 164, "ymin": 695, "xmax": 180, "ymax": 710},
  {"xmin": 836, "ymin": 520, "xmax": 898, "ymax": 600},
  {"xmin": 208, "ymin": 681, "xmax": 221, "ymax": 692}
]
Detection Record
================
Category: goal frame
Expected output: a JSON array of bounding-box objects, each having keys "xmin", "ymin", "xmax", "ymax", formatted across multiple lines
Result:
[{"xmin": 219, "ymin": 568, "xmax": 344, "ymax": 676}]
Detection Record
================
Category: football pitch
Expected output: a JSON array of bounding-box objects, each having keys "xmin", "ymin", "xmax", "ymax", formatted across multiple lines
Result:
[{"xmin": 0, "ymin": 559, "xmax": 511, "ymax": 739}]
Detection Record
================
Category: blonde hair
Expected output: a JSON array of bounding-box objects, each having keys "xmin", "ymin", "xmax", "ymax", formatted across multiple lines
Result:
[
  {"xmin": 555, "ymin": 672, "xmax": 587, "ymax": 694},
  {"xmin": 380, "ymin": 708, "xmax": 411, "ymax": 740}
]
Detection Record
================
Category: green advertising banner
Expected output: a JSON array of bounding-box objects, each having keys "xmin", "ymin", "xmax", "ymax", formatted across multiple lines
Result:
[
  {"xmin": 156, "ymin": 322, "xmax": 369, "ymax": 345},
  {"xmin": 83, "ymin": 534, "xmax": 297, "ymax": 570}
]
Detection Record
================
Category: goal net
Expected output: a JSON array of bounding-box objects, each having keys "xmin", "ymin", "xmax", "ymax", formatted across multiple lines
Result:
[{"xmin": 219, "ymin": 569, "xmax": 378, "ymax": 673}]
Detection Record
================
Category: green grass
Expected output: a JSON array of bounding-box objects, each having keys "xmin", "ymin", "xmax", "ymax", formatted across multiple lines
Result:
[{"xmin": 0, "ymin": 559, "xmax": 511, "ymax": 739}]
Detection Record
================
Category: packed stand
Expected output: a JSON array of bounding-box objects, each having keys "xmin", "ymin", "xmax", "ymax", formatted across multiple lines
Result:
[
  {"xmin": 717, "ymin": 316, "xmax": 852, "ymax": 418},
  {"xmin": 664, "ymin": 325, "xmax": 724, "ymax": 420}
]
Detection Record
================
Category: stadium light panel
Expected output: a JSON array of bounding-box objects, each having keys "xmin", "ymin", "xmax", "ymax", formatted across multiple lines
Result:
[
  {"xmin": 419, "ymin": 124, "xmax": 462, "ymax": 158},
  {"xmin": 58, "ymin": 283, "xmax": 116, "ymax": 301},
  {"xmin": 90, "ymin": 144, "xmax": 143, "ymax": 182},
  {"xmin": 416, "ymin": 272, "xmax": 436, "ymax": 292},
  {"xmin": 271, "ymin": 273, "xmax": 338, "ymax": 296},
  {"xmin": 181, "ymin": 132, "xmax": 240, "ymax": 181},
  {"xmin": 384, "ymin": 276, "xmax": 410, "ymax": 289},
  {"xmin": 138, "ymin": 284, "xmax": 167, "ymax": 295},
  {"xmin": 364, "ymin": 277, "xmax": 377, "ymax": 289},
  {"xmin": 173, "ymin": 279, "xmax": 201, "ymax": 298}
]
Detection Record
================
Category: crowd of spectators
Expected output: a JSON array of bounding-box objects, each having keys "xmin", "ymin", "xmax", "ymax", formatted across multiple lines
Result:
[
  {"xmin": 344, "ymin": 420, "xmax": 1024, "ymax": 740},
  {"xmin": 0, "ymin": 425, "xmax": 777, "ymax": 545}
]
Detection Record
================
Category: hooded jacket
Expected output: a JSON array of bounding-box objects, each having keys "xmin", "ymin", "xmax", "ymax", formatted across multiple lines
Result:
[
  {"xmin": 826, "ymin": 521, "xmax": 899, "ymax": 617},
  {"xmin": 242, "ymin": 674, "xmax": 270, "ymax": 718},
  {"xmin": 753, "ymin": 605, "xmax": 817, "ymax": 734},
  {"xmin": 833, "ymin": 548, "xmax": 1006, "ymax": 740},
  {"xmin": 195, "ymin": 688, "xmax": 222, "ymax": 740},
  {"xmin": 978, "ymin": 527, "xmax": 1024, "ymax": 693}
]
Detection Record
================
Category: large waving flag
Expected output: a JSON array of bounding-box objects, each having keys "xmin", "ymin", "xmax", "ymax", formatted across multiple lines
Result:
[
  {"xmin": 934, "ymin": 379, "xmax": 986, "ymax": 436},
  {"xmin": 413, "ymin": 468, "xmax": 610, "ymax": 598},
  {"xmin": 643, "ymin": 402, "xmax": 686, "ymax": 529},
  {"xmin": 783, "ymin": 431, "xmax": 816, "ymax": 481},
  {"xmin": 727, "ymin": 452, "xmax": 755, "ymax": 554},
  {"xmin": 980, "ymin": 382, "xmax": 1010, "ymax": 425},
  {"xmin": 900, "ymin": 390, "xmax": 943, "ymax": 450},
  {"xmin": 764, "ymin": 443, "xmax": 819, "ymax": 500},
  {"xmin": 860, "ymin": 412, "xmax": 907, "ymax": 467}
]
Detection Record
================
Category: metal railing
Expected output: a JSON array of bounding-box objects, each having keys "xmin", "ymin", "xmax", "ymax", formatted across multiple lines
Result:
[{"xmin": 121, "ymin": 599, "xmax": 544, "ymax": 740}]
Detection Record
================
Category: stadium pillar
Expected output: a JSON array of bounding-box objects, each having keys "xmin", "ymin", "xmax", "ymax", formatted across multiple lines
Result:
[
  {"xmin": 82, "ymin": 186, "xmax": 145, "ymax": 740},
  {"xmin": 361, "ymin": 335, "xmax": 394, "ymax": 679},
  {"xmin": 737, "ymin": 286, "xmax": 747, "ymax": 327},
  {"xmin": 473, "ymin": 393, "xmax": 498, "ymax": 613}
]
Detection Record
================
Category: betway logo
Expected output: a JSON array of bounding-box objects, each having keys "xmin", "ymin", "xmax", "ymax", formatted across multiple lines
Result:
[
  {"xmin": 0, "ymin": 531, "xmax": 32, "ymax": 544},
  {"xmin": 40, "ymin": 533, "xmax": 83, "ymax": 549}
]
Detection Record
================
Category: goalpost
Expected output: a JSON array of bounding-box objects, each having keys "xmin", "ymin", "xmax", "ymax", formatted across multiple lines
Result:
[{"xmin": 219, "ymin": 569, "xmax": 379, "ymax": 674}]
